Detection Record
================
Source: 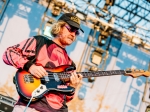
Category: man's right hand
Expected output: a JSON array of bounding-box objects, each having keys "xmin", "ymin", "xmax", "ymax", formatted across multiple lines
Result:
[{"xmin": 29, "ymin": 64, "xmax": 48, "ymax": 78}]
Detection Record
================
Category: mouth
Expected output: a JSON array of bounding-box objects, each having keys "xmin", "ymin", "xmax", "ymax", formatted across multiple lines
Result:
[{"xmin": 68, "ymin": 37, "xmax": 74, "ymax": 41}]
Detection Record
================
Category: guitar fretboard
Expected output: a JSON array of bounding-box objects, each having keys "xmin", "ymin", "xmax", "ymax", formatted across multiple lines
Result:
[
  {"xmin": 77, "ymin": 70, "xmax": 126, "ymax": 78},
  {"xmin": 57, "ymin": 70, "xmax": 127, "ymax": 79}
]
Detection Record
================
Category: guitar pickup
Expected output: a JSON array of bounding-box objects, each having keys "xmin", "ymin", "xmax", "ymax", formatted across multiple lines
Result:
[
  {"xmin": 44, "ymin": 76, "xmax": 49, "ymax": 82},
  {"xmin": 53, "ymin": 73, "xmax": 60, "ymax": 82}
]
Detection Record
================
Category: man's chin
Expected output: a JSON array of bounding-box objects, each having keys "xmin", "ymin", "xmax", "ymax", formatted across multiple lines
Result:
[{"xmin": 67, "ymin": 40, "xmax": 73, "ymax": 45}]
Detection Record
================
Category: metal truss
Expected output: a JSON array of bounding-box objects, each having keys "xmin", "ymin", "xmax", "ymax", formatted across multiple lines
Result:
[{"xmin": 65, "ymin": 0, "xmax": 150, "ymax": 42}]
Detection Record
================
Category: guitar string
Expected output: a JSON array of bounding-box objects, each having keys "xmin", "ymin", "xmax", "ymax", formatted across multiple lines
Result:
[{"xmin": 26, "ymin": 70, "xmax": 127, "ymax": 82}]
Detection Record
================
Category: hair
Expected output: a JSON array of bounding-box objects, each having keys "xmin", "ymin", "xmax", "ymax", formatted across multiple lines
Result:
[{"xmin": 50, "ymin": 21, "xmax": 66, "ymax": 37}]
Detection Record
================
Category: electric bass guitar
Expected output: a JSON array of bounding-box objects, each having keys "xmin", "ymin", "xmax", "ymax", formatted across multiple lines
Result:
[{"xmin": 14, "ymin": 65, "xmax": 150, "ymax": 102}]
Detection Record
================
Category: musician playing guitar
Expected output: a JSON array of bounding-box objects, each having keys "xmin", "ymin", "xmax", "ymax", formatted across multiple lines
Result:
[{"xmin": 2, "ymin": 13, "xmax": 83, "ymax": 112}]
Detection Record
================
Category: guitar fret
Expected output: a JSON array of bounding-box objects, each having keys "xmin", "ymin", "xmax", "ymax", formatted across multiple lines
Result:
[
  {"xmin": 95, "ymin": 72, "xmax": 99, "ymax": 77},
  {"xmin": 59, "ymin": 70, "xmax": 126, "ymax": 79},
  {"xmin": 84, "ymin": 72, "xmax": 88, "ymax": 77},
  {"xmin": 88, "ymin": 72, "xmax": 91, "ymax": 77},
  {"xmin": 110, "ymin": 71, "xmax": 115, "ymax": 75}
]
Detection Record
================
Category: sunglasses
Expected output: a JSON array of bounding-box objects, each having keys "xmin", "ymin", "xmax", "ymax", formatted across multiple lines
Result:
[{"xmin": 65, "ymin": 25, "xmax": 80, "ymax": 36}]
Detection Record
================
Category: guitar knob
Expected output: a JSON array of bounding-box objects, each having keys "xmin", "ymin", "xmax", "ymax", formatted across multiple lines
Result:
[
  {"xmin": 40, "ymin": 86, "xmax": 43, "ymax": 89},
  {"xmin": 37, "ymin": 90, "xmax": 40, "ymax": 93}
]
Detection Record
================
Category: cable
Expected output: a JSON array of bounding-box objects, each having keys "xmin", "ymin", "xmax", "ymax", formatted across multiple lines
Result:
[{"xmin": 23, "ymin": 95, "xmax": 34, "ymax": 112}]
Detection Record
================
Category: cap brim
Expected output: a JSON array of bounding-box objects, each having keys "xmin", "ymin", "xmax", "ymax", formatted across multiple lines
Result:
[{"xmin": 66, "ymin": 20, "xmax": 84, "ymax": 33}]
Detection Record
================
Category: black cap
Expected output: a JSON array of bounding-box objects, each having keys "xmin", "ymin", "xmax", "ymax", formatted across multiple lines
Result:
[{"xmin": 58, "ymin": 13, "xmax": 84, "ymax": 33}]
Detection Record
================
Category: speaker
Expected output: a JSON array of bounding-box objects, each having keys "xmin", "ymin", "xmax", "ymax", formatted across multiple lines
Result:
[
  {"xmin": 0, "ymin": 94, "xmax": 16, "ymax": 112},
  {"xmin": 0, "ymin": 102, "xmax": 14, "ymax": 112}
]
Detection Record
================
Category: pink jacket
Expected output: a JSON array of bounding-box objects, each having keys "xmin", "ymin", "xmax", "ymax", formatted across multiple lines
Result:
[{"xmin": 3, "ymin": 36, "xmax": 75, "ymax": 110}]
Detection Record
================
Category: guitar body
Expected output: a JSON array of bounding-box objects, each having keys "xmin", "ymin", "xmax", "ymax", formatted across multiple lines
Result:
[{"xmin": 14, "ymin": 65, "xmax": 75, "ymax": 101}]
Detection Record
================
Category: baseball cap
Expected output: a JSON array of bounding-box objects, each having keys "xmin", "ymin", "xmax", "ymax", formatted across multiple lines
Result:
[{"xmin": 58, "ymin": 13, "xmax": 84, "ymax": 33}]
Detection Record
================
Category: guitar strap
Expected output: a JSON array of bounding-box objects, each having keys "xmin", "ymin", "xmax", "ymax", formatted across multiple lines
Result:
[{"xmin": 32, "ymin": 35, "xmax": 48, "ymax": 63}]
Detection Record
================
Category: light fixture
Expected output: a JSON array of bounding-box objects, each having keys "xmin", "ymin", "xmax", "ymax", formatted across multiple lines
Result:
[
  {"xmin": 103, "ymin": 0, "xmax": 116, "ymax": 11},
  {"xmin": 51, "ymin": 6, "xmax": 61, "ymax": 16},
  {"xmin": 98, "ymin": 31, "xmax": 109, "ymax": 46},
  {"xmin": 76, "ymin": 12, "xmax": 85, "ymax": 21},
  {"xmin": 91, "ymin": 51, "xmax": 102, "ymax": 65},
  {"xmin": 51, "ymin": 0, "xmax": 65, "ymax": 16},
  {"xmin": 98, "ymin": 35, "xmax": 107, "ymax": 46},
  {"xmin": 146, "ymin": 105, "xmax": 150, "ymax": 112},
  {"xmin": 143, "ymin": 42, "xmax": 150, "ymax": 49},
  {"xmin": 88, "ymin": 66, "xmax": 98, "ymax": 83},
  {"xmin": 105, "ymin": 0, "xmax": 116, "ymax": 6},
  {"xmin": 131, "ymin": 36, "xmax": 142, "ymax": 45}
]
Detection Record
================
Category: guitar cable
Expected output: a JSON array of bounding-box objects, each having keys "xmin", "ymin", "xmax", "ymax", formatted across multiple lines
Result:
[{"xmin": 24, "ymin": 95, "xmax": 34, "ymax": 112}]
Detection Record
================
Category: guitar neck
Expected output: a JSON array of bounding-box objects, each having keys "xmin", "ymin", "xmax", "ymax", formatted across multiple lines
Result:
[
  {"xmin": 57, "ymin": 70, "xmax": 127, "ymax": 80},
  {"xmin": 76, "ymin": 70, "xmax": 126, "ymax": 78}
]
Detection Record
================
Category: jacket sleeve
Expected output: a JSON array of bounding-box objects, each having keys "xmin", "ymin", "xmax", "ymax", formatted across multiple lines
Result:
[
  {"xmin": 66, "ymin": 92, "xmax": 75, "ymax": 102},
  {"xmin": 2, "ymin": 37, "xmax": 37, "ymax": 71}
]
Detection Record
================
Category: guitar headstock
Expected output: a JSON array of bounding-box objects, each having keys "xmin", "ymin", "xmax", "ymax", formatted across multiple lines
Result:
[{"xmin": 125, "ymin": 68, "xmax": 150, "ymax": 78}]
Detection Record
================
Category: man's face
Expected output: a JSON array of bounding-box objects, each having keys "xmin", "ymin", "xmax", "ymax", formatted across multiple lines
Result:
[{"xmin": 59, "ymin": 24, "xmax": 79, "ymax": 46}]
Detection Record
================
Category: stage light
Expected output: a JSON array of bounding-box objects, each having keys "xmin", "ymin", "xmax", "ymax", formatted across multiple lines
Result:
[
  {"xmin": 88, "ymin": 66, "xmax": 98, "ymax": 83},
  {"xmin": 103, "ymin": 0, "xmax": 116, "ymax": 11},
  {"xmin": 146, "ymin": 105, "xmax": 150, "ymax": 112},
  {"xmin": 52, "ymin": 7, "xmax": 61, "ymax": 16},
  {"xmin": 98, "ymin": 30, "xmax": 109, "ymax": 47},
  {"xmin": 54, "ymin": 0, "xmax": 65, "ymax": 7},
  {"xmin": 89, "ymin": 66, "xmax": 99, "ymax": 71},
  {"xmin": 105, "ymin": 0, "xmax": 116, "ymax": 6},
  {"xmin": 131, "ymin": 36, "xmax": 142, "ymax": 45},
  {"xmin": 51, "ymin": 0, "xmax": 65, "ymax": 16},
  {"xmin": 91, "ymin": 51, "xmax": 102, "ymax": 65},
  {"xmin": 143, "ymin": 42, "xmax": 150, "ymax": 49},
  {"xmin": 51, "ymin": 6, "xmax": 61, "ymax": 16},
  {"xmin": 88, "ymin": 77, "xmax": 95, "ymax": 82},
  {"xmin": 98, "ymin": 35, "xmax": 107, "ymax": 46},
  {"xmin": 76, "ymin": 12, "xmax": 85, "ymax": 21}
]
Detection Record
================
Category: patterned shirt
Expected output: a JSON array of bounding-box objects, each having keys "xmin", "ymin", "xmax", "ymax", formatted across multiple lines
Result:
[{"xmin": 3, "ymin": 35, "xmax": 75, "ymax": 112}]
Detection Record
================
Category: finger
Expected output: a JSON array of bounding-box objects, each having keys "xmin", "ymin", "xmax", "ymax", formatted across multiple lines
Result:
[
  {"xmin": 35, "ymin": 68, "xmax": 45, "ymax": 78},
  {"xmin": 78, "ymin": 74, "xmax": 83, "ymax": 79},
  {"xmin": 36, "ymin": 67, "xmax": 47, "ymax": 77},
  {"xmin": 33, "ymin": 72, "xmax": 41, "ymax": 78},
  {"xmin": 72, "ymin": 74, "xmax": 79, "ymax": 84},
  {"xmin": 72, "ymin": 72, "xmax": 78, "ymax": 79},
  {"xmin": 39, "ymin": 67, "xmax": 48, "ymax": 75},
  {"xmin": 70, "ymin": 75, "xmax": 75, "ymax": 82}
]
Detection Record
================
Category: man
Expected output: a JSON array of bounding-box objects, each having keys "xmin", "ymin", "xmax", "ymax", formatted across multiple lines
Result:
[{"xmin": 2, "ymin": 13, "xmax": 83, "ymax": 112}]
